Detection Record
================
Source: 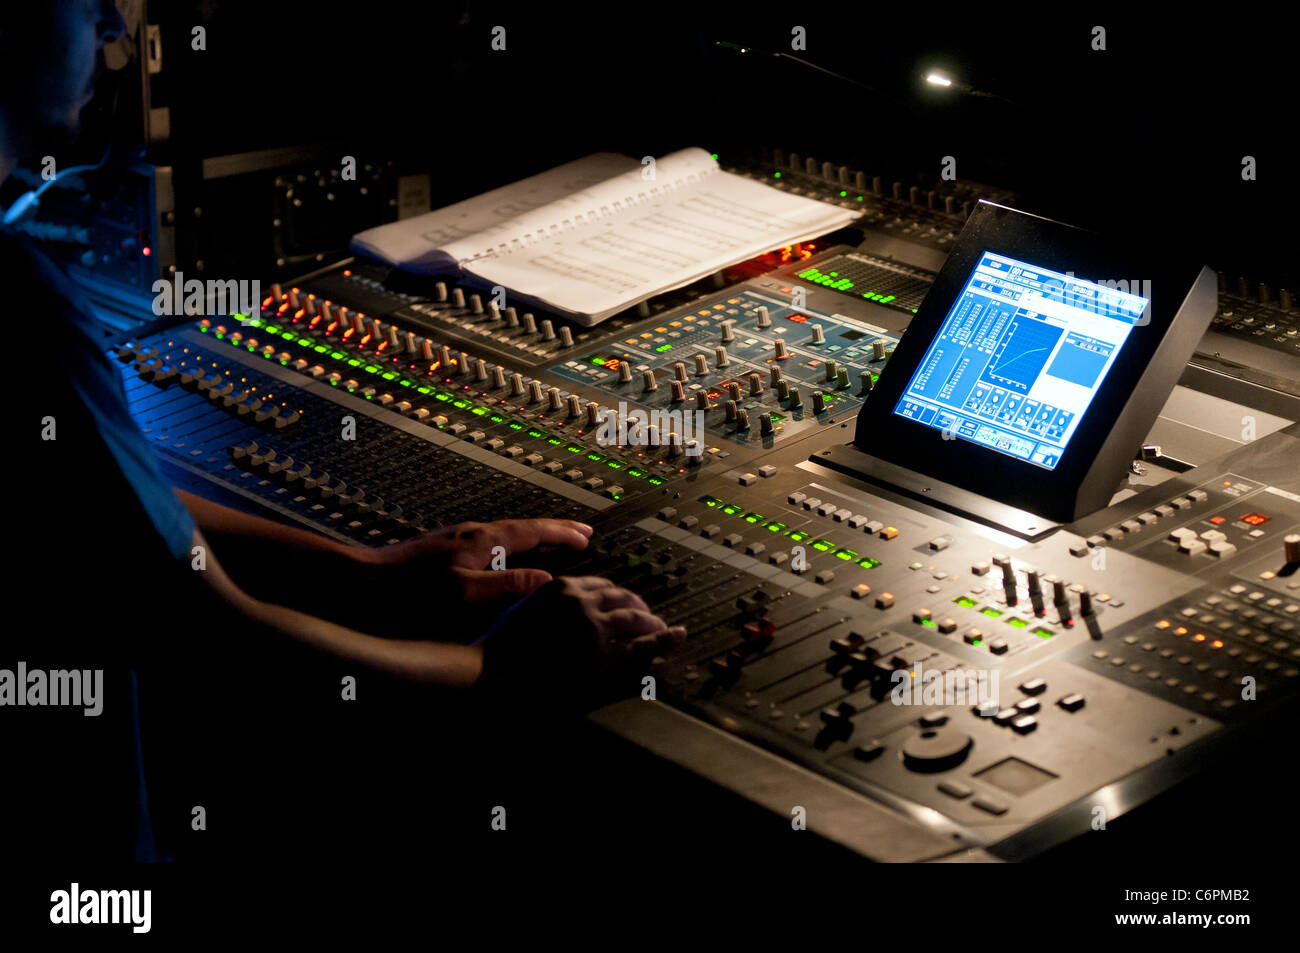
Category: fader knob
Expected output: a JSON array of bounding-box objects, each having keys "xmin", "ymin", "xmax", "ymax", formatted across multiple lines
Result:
[
  {"xmin": 720, "ymin": 320, "xmax": 735, "ymax": 342},
  {"xmin": 541, "ymin": 320, "xmax": 556, "ymax": 341},
  {"xmin": 715, "ymin": 346, "xmax": 730, "ymax": 367},
  {"xmin": 836, "ymin": 368, "xmax": 850, "ymax": 390},
  {"xmin": 736, "ymin": 408, "xmax": 750, "ymax": 429},
  {"xmin": 510, "ymin": 373, "xmax": 526, "ymax": 396},
  {"xmin": 486, "ymin": 303, "xmax": 500, "ymax": 320},
  {"xmin": 825, "ymin": 359, "xmax": 838, "ymax": 382},
  {"xmin": 523, "ymin": 313, "xmax": 537, "ymax": 334},
  {"xmin": 559, "ymin": 327, "xmax": 574, "ymax": 347},
  {"xmin": 724, "ymin": 399, "xmax": 737, "ymax": 422},
  {"xmin": 787, "ymin": 385, "xmax": 802, "ymax": 407},
  {"xmin": 693, "ymin": 354, "xmax": 708, "ymax": 375},
  {"xmin": 547, "ymin": 387, "xmax": 563, "ymax": 411},
  {"xmin": 403, "ymin": 331, "xmax": 417, "ymax": 353},
  {"xmin": 566, "ymin": 395, "xmax": 581, "ymax": 417},
  {"xmin": 760, "ymin": 414, "xmax": 774, "ymax": 437},
  {"xmin": 435, "ymin": 281, "xmax": 448, "ymax": 302},
  {"xmin": 727, "ymin": 381, "xmax": 741, "ymax": 402},
  {"xmin": 618, "ymin": 362, "xmax": 634, "ymax": 384},
  {"xmin": 474, "ymin": 358, "xmax": 488, "ymax": 381},
  {"xmin": 811, "ymin": 391, "xmax": 826, "ymax": 414},
  {"xmin": 528, "ymin": 380, "xmax": 544, "ymax": 403},
  {"xmin": 859, "ymin": 371, "xmax": 874, "ymax": 394},
  {"xmin": 586, "ymin": 402, "xmax": 601, "ymax": 426},
  {"xmin": 458, "ymin": 351, "xmax": 472, "ymax": 375},
  {"xmin": 491, "ymin": 366, "xmax": 506, "ymax": 389},
  {"xmin": 748, "ymin": 372, "xmax": 762, "ymax": 396},
  {"xmin": 439, "ymin": 345, "xmax": 453, "ymax": 369},
  {"xmin": 757, "ymin": 306, "xmax": 771, "ymax": 328},
  {"xmin": 505, "ymin": 306, "xmax": 518, "ymax": 326},
  {"xmin": 643, "ymin": 370, "xmax": 658, "ymax": 392},
  {"xmin": 451, "ymin": 288, "xmax": 465, "ymax": 308},
  {"xmin": 770, "ymin": 364, "xmax": 783, "ymax": 386},
  {"xmin": 774, "ymin": 338, "xmax": 788, "ymax": 359},
  {"xmin": 1285, "ymin": 533, "xmax": 1300, "ymax": 564},
  {"xmin": 674, "ymin": 361, "xmax": 688, "ymax": 382},
  {"xmin": 872, "ymin": 341, "xmax": 886, "ymax": 361},
  {"xmin": 420, "ymin": 339, "xmax": 434, "ymax": 361},
  {"xmin": 671, "ymin": 380, "xmax": 686, "ymax": 402},
  {"xmin": 470, "ymin": 293, "xmax": 483, "ymax": 314},
  {"xmin": 695, "ymin": 391, "xmax": 709, "ymax": 410},
  {"xmin": 810, "ymin": 324, "xmax": 825, "ymax": 345}
]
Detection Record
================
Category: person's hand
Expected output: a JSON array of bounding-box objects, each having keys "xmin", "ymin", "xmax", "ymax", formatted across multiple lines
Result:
[
  {"xmin": 364, "ymin": 518, "xmax": 593, "ymax": 603},
  {"xmin": 478, "ymin": 576, "xmax": 686, "ymax": 692}
]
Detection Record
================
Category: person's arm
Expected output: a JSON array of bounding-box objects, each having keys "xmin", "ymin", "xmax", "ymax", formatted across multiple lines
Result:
[
  {"xmin": 193, "ymin": 527, "xmax": 484, "ymax": 686},
  {"xmin": 189, "ymin": 529, "xmax": 684, "ymax": 692}
]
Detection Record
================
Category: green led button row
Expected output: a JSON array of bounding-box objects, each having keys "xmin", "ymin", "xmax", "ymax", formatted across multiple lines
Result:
[{"xmin": 958, "ymin": 597, "xmax": 1054, "ymax": 638}]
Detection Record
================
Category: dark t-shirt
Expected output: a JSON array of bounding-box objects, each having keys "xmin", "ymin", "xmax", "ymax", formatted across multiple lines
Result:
[{"xmin": 4, "ymin": 230, "xmax": 196, "ymax": 861}]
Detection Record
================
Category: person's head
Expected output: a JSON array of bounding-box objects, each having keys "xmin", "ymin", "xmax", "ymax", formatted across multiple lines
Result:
[{"xmin": 0, "ymin": 1, "xmax": 127, "ymax": 160}]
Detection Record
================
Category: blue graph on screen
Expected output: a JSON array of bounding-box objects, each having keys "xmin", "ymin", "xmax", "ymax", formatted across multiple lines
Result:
[{"xmin": 981, "ymin": 316, "xmax": 1063, "ymax": 394}]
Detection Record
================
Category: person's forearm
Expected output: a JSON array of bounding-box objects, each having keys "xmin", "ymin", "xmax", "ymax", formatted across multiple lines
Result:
[
  {"xmin": 175, "ymin": 488, "xmax": 380, "ymax": 564},
  {"xmin": 196, "ymin": 528, "xmax": 483, "ymax": 687}
]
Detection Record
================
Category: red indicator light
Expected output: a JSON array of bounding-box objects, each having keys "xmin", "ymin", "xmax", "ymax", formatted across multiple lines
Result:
[
  {"xmin": 142, "ymin": 246, "xmax": 151, "ymax": 257},
  {"xmin": 1209, "ymin": 516, "xmax": 1226, "ymax": 524},
  {"xmin": 1240, "ymin": 513, "xmax": 1270, "ymax": 526},
  {"xmin": 786, "ymin": 313, "xmax": 809, "ymax": 323}
]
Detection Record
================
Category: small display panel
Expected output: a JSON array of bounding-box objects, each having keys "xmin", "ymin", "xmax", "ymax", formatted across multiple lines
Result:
[{"xmin": 892, "ymin": 251, "xmax": 1149, "ymax": 469}]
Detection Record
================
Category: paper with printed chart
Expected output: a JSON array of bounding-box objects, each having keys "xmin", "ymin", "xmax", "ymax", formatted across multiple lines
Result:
[{"xmin": 351, "ymin": 148, "xmax": 858, "ymax": 325}]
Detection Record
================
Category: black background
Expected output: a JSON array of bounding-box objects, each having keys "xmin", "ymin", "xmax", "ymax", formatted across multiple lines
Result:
[{"xmin": 151, "ymin": 1, "xmax": 1297, "ymax": 283}]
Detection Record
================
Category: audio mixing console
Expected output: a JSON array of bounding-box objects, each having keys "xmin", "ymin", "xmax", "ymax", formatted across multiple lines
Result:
[{"xmin": 111, "ymin": 190, "xmax": 1300, "ymax": 863}]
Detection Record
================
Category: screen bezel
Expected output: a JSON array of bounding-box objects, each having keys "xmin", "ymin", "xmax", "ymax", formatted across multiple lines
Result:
[{"xmin": 857, "ymin": 201, "xmax": 1203, "ymax": 519}]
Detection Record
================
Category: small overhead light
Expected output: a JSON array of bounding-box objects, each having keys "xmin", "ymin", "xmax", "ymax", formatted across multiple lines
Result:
[{"xmin": 925, "ymin": 71, "xmax": 953, "ymax": 88}]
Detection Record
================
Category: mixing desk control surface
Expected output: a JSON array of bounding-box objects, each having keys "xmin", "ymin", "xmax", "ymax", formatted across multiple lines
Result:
[{"xmin": 114, "ymin": 232, "xmax": 1300, "ymax": 861}]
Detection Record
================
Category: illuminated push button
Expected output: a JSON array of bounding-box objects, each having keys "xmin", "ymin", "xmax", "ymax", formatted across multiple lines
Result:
[
  {"xmin": 963, "ymin": 628, "xmax": 984, "ymax": 645},
  {"xmin": 879, "ymin": 526, "xmax": 899, "ymax": 540},
  {"xmin": 1019, "ymin": 678, "xmax": 1047, "ymax": 695},
  {"xmin": 851, "ymin": 583, "xmax": 872, "ymax": 600},
  {"xmin": 874, "ymin": 592, "xmax": 895, "ymax": 609},
  {"xmin": 1057, "ymin": 693, "xmax": 1086, "ymax": 712}
]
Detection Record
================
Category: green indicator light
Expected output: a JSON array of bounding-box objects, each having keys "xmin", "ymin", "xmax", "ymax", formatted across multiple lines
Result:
[
  {"xmin": 331, "ymin": 351, "xmax": 346, "ymax": 360},
  {"xmin": 839, "ymin": 191, "xmax": 847, "ymax": 197},
  {"xmin": 434, "ymin": 392, "xmax": 451, "ymax": 401},
  {"xmin": 647, "ymin": 477, "xmax": 664, "ymax": 486},
  {"xmin": 297, "ymin": 337, "xmax": 313, "ymax": 346},
  {"xmin": 547, "ymin": 438, "xmax": 563, "ymax": 446},
  {"xmin": 972, "ymin": 640, "xmax": 984, "ymax": 648},
  {"xmin": 774, "ymin": 171, "xmax": 781, "ymax": 178},
  {"xmin": 786, "ymin": 530, "xmax": 810, "ymax": 542},
  {"xmin": 880, "ymin": 295, "xmax": 896, "ymax": 303},
  {"xmin": 769, "ymin": 413, "xmax": 784, "ymax": 421},
  {"xmin": 417, "ymin": 386, "xmax": 431, "ymax": 395},
  {"xmin": 452, "ymin": 399, "xmax": 469, "ymax": 409},
  {"xmin": 743, "ymin": 512, "xmax": 764, "ymax": 523},
  {"xmin": 1007, "ymin": 618, "xmax": 1029, "ymax": 629},
  {"xmin": 765, "ymin": 521, "xmax": 786, "ymax": 533},
  {"xmin": 856, "ymin": 557, "xmax": 881, "ymax": 569},
  {"xmin": 829, "ymin": 272, "xmax": 838, "ymax": 277},
  {"xmin": 954, "ymin": 596, "xmax": 978, "ymax": 608},
  {"xmin": 527, "ymin": 430, "xmax": 546, "ymax": 439},
  {"xmin": 586, "ymin": 453, "xmax": 605, "ymax": 462},
  {"xmin": 399, "ymin": 380, "xmax": 412, "ymax": 387},
  {"xmin": 313, "ymin": 345, "xmax": 329, "ymax": 353},
  {"xmin": 699, "ymin": 496, "xmax": 722, "ymax": 507},
  {"xmin": 470, "ymin": 406, "xmax": 487, "ymax": 415},
  {"xmin": 711, "ymin": 153, "xmax": 718, "ymax": 161},
  {"xmin": 834, "ymin": 549, "xmax": 857, "ymax": 561},
  {"xmin": 721, "ymin": 504, "xmax": 743, "ymax": 516},
  {"xmin": 364, "ymin": 365, "xmax": 380, "ymax": 374},
  {"xmin": 490, "ymin": 415, "xmax": 506, "ymax": 423},
  {"xmin": 811, "ymin": 540, "xmax": 834, "ymax": 552},
  {"xmin": 347, "ymin": 359, "xmax": 362, "ymax": 367},
  {"xmin": 921, "ymin": 619, "xmax": 937, "ymax": 629},
  {"xmin": 982, "ymin": 608, "xmax": 1003, "ymax": 619},
  {"xmin": 508, "ymin": 422, "xmax": 524, "ymax": 430},
  {"xmin": 1035, "ymin": 628, "xmax": 1054, "ymax": 639},
  {"xmin": 264, "ymin": 325, "xmax": 281, "ymax": 334},
  {"xmin": 606, "ymin": 461, "xmax": 624, "ymax": 469},
  {"xmin": 213, "ymin": 332, "xmax": 224, "ymax": 339},
  {"xmin": 857, "ymin": 195, "xmax": 864, "ymax": 201},
  {"xmin": 381, "ymin": 372, "xmax": 398, "ymax": 381},
  {"xmin": 566, "ymin": 444, "xmax": 583, "ymax": 453},
  {"xmin": 591, "ymin": 356, "xmax": 606, "ymax": 366},
  {"xmin": 655, "ymin": 344, "xmax": 673, "ymax": 352},
  {"xmin": 279, "ymin": 329, "xmax": 294, "ymax": 338},
  {"xmin": 627, "ymin": 468, "xmax": 646, "ymax": 478}
]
